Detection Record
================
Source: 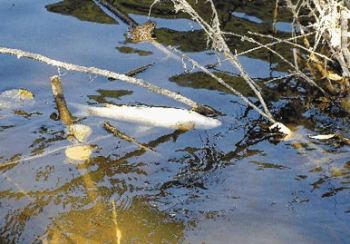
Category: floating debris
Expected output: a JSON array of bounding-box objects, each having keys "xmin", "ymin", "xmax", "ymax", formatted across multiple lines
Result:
[
  {"xmin": 308, "ymin": 134, "xmax": 336, "ymax": 140},
  {"xmin": 0, "ymin": 88, "xmax": 35, "ymax": 109},
  {"xmin": 68, "ymin": 124, "xmax": 92, "ymax": 143},
  {"xmin": 65, "ymin": 145, "xmax": 93, "ymax": 162}
]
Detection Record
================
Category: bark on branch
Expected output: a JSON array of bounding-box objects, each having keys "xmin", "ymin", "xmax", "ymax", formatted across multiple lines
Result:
[{"xmin": 50, "ymin": 75, "xmax": 74, "ymax": 125}]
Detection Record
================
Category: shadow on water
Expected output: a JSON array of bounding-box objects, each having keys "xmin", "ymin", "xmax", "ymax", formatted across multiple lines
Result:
[
  {"xmin": 46, "ymin": 0, "xmax": 118, "ymax": 24},
  {"xmin": 0, "ymin": 0, "xmax": 350, "ymax": 243}
]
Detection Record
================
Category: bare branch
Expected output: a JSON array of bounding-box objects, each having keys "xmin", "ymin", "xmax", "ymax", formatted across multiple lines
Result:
[{"xmin": 0, "ymin": 47, "xmax": 215, "ymax": 115}]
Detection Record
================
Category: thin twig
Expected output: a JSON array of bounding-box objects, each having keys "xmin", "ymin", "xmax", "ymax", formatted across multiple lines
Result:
[
  {"xmin": 246, "ymin": 31, "xmax": 332, "ymax": 62},
  {"xmin": 125, "ymin": 63, "xmax": 154, "ymax": 77},
  {"xmin": 103, "ymin": 121, "xmax": 154, "ymax": 152},
  {"xmin": 172, "ymin": 48, "xmax": 276, "ymax": 123},
  {"xmin": 157, "ymin": 0, "xmax": 276, "ymax": 121}
]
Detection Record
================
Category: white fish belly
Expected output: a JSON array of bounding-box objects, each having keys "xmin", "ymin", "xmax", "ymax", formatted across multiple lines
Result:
[{"xmin": 87, "ymin": 105, "xmax": 221, "ymax": 130}]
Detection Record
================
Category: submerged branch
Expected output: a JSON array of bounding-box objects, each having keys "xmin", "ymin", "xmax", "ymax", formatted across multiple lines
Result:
[
  {"xmin": 103, "ymin": 121, "xmax": 153, "ymax": 152},
  {"xmin": 50, "ymin": 75, "xmax": 74, "ymax": 125},
  {"xmin": 97, "ymin": 0, "xmax": 138, "ymax": 27},
  {"xmin": 125, "ymin": 63, "xmax": 154, "ymax": 77}
]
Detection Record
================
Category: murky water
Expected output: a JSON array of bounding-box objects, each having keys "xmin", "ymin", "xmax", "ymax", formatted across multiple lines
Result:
[{"xmin": 0, "ymin": 0, "xmax": 349, "ymax": 243}]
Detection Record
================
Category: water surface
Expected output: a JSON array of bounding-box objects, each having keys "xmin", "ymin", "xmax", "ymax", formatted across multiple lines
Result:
[{"xmin": 0, "ymin": 0, "xmax": 349, "ymax": 243}]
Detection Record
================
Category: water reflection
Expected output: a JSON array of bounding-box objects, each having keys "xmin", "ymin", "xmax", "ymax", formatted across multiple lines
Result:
[
  {"xmin": 0, "ymin": 128, "xmax": 188, "ymax": 243},
  {"xmin": 170, "ymin": 71, "xmax": 255, "ymax": 96},
  {"xmin": 46, "ymin": 198, "xmax": 184, "ymax": 243},
  {"xmin": 46, "ymin": 0, "xmax": 293, "ymax": 72},
  {"xmin": 46, "ymin": 0, "xmax": 117, "ymax": 24},
  {"xmin": 88, "ymin": 89, "xmax": 133, "ymax": 105},
  {"xmin": 0, "ymin": 0, "xmax": 349, "ymax": 243}
]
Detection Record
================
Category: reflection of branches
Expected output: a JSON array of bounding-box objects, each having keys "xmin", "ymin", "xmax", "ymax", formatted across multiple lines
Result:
[
  {"xmin": 0, "ymin": 129, "xmax": 187, "ymax": 203},
  {"xmin": 159, "ymin": 121, "xmax": 271, "ymax": 195},
  {"xmin": 0, "ymin": 128, "xmax": 188, "ymax": 241},
  {"xmin": 222, "ymin": 122, "xmax": 272, "ymax": 161},
  {"xmin": 0, "ymin": 171, "xmax": 75, "ymax": 243}
]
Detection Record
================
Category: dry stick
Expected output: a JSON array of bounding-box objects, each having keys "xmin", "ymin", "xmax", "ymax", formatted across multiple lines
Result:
[
  {"xmin": 50, "ymin": 75, "xmax": 74, "ymax": 125},
  {"xmin": 108, "ymin": 63, "xmax": 154, "ymax": 80},
  {"xmin": 207, "ymin": 33, "xmax": 318, "ymax": 71},
  {"xmin": 315, "ymin": 5, "xmax": 350, "ymax": 80},
  {"xmin": 305, "ymin": 1, "xmax": 350, "ymax": 77},
  {"xmin": 263, "ymin": 74, "xmax": 295, "ymax": 84},
  {"xmin": 172, "ymin": 48, "xmax": 276, "ymax": 123},
  {"xmin": 163, "ymin": 0, "xmax": 274, "ymax": 121},
  {"xmin": 223, "ymin": 31, "xmax": 326, "ymax": 93},
  {"xmin": 246, "ymin": 31, "xmax": 332, "ymax": 62},
  {"xmin": 286, "ymin": 0, "xmax": 343, "ymax": 86},
  {"xmin": 0, "ymin": 47, "xmax": 215, "ymax": 115},
  {"xmin": 341, "ymin": 9, "xmax": 350, "ymax": 70},
  {"xmin": 206, "ymin": 1, "xmax": 273, "ymax": 119},
  {"xmin": 272, "ymin": 0, "xmax": 280, "ymax": 34},
  {"xmin": 125, "ymin": 63, "xmax": 154, "ymax": 77},
  {"xmin": 103, "ymin": 121, "xmax": 153, "ymax": 152},
  {"xmin": 293, "ymin": 48, "xmax": 300, "ymax": 71}
]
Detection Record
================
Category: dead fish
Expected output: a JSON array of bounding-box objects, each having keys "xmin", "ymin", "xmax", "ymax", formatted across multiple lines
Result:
[{"xmin": 73, "ymin": 103, "xmax": 221, "ymax": 130}]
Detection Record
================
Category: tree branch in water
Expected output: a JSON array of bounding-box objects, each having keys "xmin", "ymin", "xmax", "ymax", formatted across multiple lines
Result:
[{"xmin": 0, "ymin": 47, "xmax": 215, "ymax": 116}]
